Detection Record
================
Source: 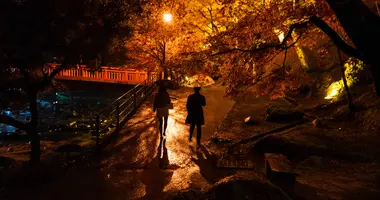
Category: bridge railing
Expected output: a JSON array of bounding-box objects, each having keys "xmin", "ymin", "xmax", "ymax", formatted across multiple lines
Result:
[
  {"xmin": 91, "ymin": 78, "xmax": 157, "ymax": 152},
  {"xmin": 47, "ymin": 64, "xmax": 163, "ymax": 84}
]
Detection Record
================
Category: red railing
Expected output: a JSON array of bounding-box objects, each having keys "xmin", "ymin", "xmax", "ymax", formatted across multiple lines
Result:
[{"xmin": 47, "ymin": 64, "xmax": 163, "ymax": 84}]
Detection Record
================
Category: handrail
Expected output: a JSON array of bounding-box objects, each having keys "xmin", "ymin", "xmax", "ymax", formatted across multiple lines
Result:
[
  {"xmin": 91, "ymin": 77, "xmax": 157, "ymax": 154},
  {"xmin": 94, "ymin": 81, "xmax": 143, "ymax": 116}
]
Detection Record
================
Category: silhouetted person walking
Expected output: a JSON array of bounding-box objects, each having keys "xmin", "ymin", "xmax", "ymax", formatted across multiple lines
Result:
[
  {"xmin": 186, "ymin": 87, "xmax": 206, "ymax": 149},
  {"xmin": 154, "ymin": 86, "xmax": 171, "ymax": 138}
]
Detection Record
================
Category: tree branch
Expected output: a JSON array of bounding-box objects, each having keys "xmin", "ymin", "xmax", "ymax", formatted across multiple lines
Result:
[
  {"xmin": 211, "ymin": 16, "xmax": 362, "ymax": 61},
  {"xmin": 211, "ymin": 21, "xmax": 308, "ymax": 56},
  {"xmin": 309, "ymin": 16, "xmax": 363, "ymax": 60},
  {"xmin": 38, "ymin": 29, "xmax": 96, "ymax": 91},
  {"xmin": 198, "ymin": 9, "xmax": 210, "ymax": 21},
  {"xmin": 195, "ymin": 25, "xmax": 211, "ymax": 36},
  {"xmin": 144, "ymin": 49, "xmax": 161, "ymax": 62},
  {"xmin": 207, "ymin": 7, "xmax": 219, "ymax": 33},
  {"xmin": 39, "ymin": 60, "xmax": 67, "ymax": 91},
  {"xmin": 0, "ymin": 113, "xmax": 30, "ymax": 131},
  {"xmin": 281, "ymin": 49, "xmax": 288, "ymax": 77},
  {"xmin": 252, "ymin": 63, "xmax": 286, "ymax": 87}
]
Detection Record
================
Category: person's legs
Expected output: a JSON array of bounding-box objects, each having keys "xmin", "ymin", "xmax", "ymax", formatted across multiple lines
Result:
[
  {"xmin": 189, "ymin": 123, "xmax": 195, "ymax": 142},
  {"xmin": 163, "ymin": 116, "xmax": 168, "ymax": 136},
  {"xmin": 157, "ymin": 116, "xmax": 163, "ymax": 137},
  {"xmin": 196, "ymin": 124, "xmax": 202, "ymax": 146}
]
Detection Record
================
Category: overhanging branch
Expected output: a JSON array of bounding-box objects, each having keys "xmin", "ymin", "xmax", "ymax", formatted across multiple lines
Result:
[
  {"xmin": 211, "ymin": 21, "xmax": 308, "ymax": 56},
  {"xmin": 39, "ymin": 60, "xmax": 67, "ymax": 91},
  {"xmin": 309, "ymin": 16, "xmax": 363, "ymax": 60},
  {"xmin": 0, "ymin": 114, "xmax": 30, "ymax": 131},
  {"xmin": 211, "ymin": 16, "xmax": 362, "ymax": 61}
]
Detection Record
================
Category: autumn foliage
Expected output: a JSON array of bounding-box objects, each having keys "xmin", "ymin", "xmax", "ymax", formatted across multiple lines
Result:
[{"xmin": 125, "ymin": 0, "xmax": 362, "ymax": 98}]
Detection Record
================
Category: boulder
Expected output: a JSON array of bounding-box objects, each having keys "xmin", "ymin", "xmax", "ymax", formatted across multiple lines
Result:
[
  {"xmin": 296, "ymin": 156, "xmax": 325, "ymax": 170},
  {"xmin": 265, "ymin": 107, "xmax": 304, "ymax": 122},
  {"xmin": 312, "ymin": 118, "xmax": 322, "ymax": 128},
  {"xmin": 7, "ymin": 147, "xmax": 13, "ymax": 152},
  {"xmin": 254, "ymin": 135, "xmax": 330, "ymax": 159},
  {"xmin": 244, "ymin": 116, "xmax": 258, "ymax": 125}
]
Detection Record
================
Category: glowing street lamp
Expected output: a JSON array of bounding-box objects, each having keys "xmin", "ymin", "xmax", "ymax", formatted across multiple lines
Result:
[{"xmin": 163, "ymin": 13, "xmax": 173, "ymax": 23}]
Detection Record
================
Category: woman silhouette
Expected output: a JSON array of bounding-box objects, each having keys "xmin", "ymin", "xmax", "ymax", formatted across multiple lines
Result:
[
  {"xmin": 153, "ymin": 86, "xmax": 171, "ymax": 138},
  {"xmin": 186, "ymin": 87, "xmax": 206, "ymax": 148}
]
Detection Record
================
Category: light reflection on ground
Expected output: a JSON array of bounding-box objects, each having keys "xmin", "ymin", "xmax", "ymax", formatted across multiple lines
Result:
[{"xmin": 99, "ymin": 87, "xmax": 234, "ymax": 199}]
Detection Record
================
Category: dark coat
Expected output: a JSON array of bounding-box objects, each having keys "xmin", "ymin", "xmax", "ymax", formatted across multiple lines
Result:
[
  {"xmin": 153, "ymin": 91, "xmax": 171, "ymax": 110},
  {"xmin": 186, "ymin": 93, "xmax": 206, "ymax": 125}
]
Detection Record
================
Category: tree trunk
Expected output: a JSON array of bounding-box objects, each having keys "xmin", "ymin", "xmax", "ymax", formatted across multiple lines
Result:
[
  {"xmin": 326, "ymin": 0, "xmax": 380, "ymax": 96},
  {"xmin": 28, "ymin": 90, "xmax": 41, "ymax": 163},
  {"xmin": 163, "ymin": 68, "xmax": 169, "ymax": 79},
  {"xmin": 162, "ymin": 41, "xmax": 169, "ymax": 79},
  {"xmin": 338, "ymin": 50, "xmax": 354, "ymax": 111}
]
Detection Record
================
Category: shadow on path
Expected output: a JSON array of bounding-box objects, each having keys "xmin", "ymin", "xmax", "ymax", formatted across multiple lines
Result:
[
  {"xmin": 191, "ymin": 146, "xmax": 234, "ymax": 184},
  {"xmin": 101, "ymin": 102, "xmax": 159, "ymax": 169},
  {"xmin": 137, "ymin": 138, "xmax": 179, "ymax": 200}
]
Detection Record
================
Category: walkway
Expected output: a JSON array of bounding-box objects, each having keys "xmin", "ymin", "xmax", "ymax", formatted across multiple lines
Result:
[{"xmin": 99, "ymin": 86, "xmax": 235, "ymax": 199}]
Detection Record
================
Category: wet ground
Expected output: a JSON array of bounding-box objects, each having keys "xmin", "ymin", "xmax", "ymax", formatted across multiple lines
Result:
[
  {"xmin": 3, "ymin": 86, "xmax": 254, "ymax": 200},
  {"xmin": 98, "ymin": 87, "xmax": 236, "ymax": 199}
]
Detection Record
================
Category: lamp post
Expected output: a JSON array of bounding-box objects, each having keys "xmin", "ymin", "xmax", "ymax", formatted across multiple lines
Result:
[{"xmin": 160, "ymin": 13, "xmax": 172, "ymax": 79}]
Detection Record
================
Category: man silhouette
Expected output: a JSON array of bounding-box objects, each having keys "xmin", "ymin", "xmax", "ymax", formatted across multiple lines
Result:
[{"xmin": 186, "ymin": 87, "xmax": 206, "ymax": 149}]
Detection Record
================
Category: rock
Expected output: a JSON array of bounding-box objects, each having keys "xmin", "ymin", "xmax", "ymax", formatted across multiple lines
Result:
[
  {"xmin": 312, "ymin": 118, "xmax": 322, "ymax": 128},
  {"xmin": 255, "ymin": 134, "xmax": 330, "ymax": 159},
  {"xmin": 296, "ymin": 156, "xmax": 325, "ymax": 170},
  {"xmin": 7, "ymin": 147, "xmax": 13, "ymax": 152},
  {"xmin": 265, "ymin": 107, "xmax": 304, "ymax": 122},
  {"xmin": 244, "ymin": 116, "xmax": 258, "ymax": 125}
]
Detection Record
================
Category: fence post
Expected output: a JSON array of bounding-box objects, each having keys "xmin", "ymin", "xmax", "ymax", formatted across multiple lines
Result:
[
  {"xmin": 116, "ymin": 100, "xmax": 120, "ymax": 133},
  {"xmin": 95, "ymin": 114, "xmax": 100, "ymax": 154}
]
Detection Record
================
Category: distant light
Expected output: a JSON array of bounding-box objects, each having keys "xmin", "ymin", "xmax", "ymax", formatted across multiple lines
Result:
[
  {"xmin": 185, "ymin": 76, "xmax": 189, "ymax": 81},
  {"xmin": 278, "ymin": 32, "xmax": 285, "ymax": 43},
  {"xmin": 163, "ymin": 13, "xmax": 173, "ymax": 23},
  {"xmin": 325, "ymin": 81, "xmax": 343, "ymax": 100},
  {"xmin": 274, "ymin": 29, "xmax": 284, "ymax": 43}
]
